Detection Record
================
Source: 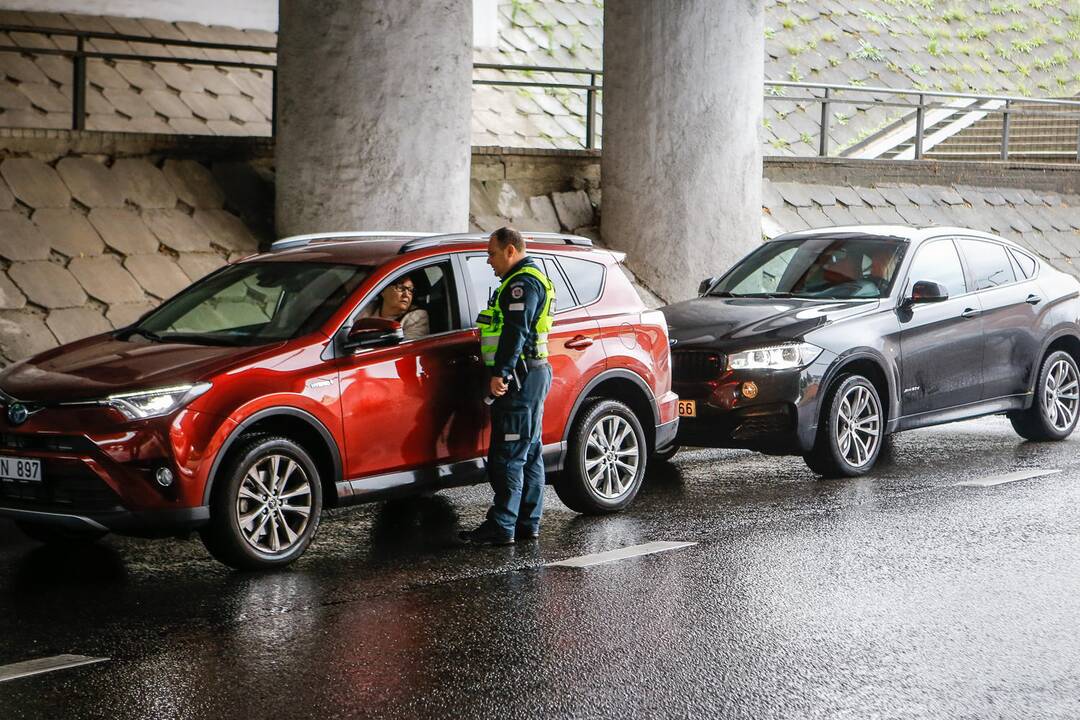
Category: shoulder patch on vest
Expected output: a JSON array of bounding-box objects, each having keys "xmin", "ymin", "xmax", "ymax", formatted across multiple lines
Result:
[{"xmin": 510, "ymin": 285, "xmax": 524, "ymax": 299}]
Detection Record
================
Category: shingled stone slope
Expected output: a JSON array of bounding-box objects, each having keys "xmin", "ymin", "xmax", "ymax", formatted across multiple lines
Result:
[
  {"xmin": 761, "ymin": 178, "xmax": 1080, "ymax": 278},
  {"xmin": 3, "ymin": 2, "xmax": 1077, "ymax": 154},
  {"xmin": 0, "ymin": 153, "xmax": 262, "ymax": 365},
  {"xmin": 0, "ymin": 9, "xmax": 274, "ymax": 137},
  {"xmin": 470, "ymin": 173, "xmax": 1080, "ymax": 305}
]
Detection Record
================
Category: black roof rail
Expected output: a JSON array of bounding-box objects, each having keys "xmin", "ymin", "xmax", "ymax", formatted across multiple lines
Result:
[
  {"xmin": 271, "ymin": 231, "xmax": 434, "ymax": 252},
  {"xmin": 397, "ymin": 231, "xmax": 593, "ymax": 254}
]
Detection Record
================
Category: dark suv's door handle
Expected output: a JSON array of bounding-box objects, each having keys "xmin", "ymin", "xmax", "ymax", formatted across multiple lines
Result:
[
  {"xmin": 565, "ymin": 335, "xmax": 594, "ymax": 350},
  {"xmin": 960, "ymin": 308, "xmax": 980, "ymax": 319},
  {"xmin": 1026, "ymin": 294, "xmax": 1042, "ymax": 305}
]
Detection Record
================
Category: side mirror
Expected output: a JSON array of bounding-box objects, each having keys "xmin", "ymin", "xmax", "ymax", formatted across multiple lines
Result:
[
  {"xmin": 907, "ymin": 280, "xmax": 949, "ymax": 305},
  {"xmin": 343, "ymin": 317, "xmax": 403, "ymax": 351},
  {"xmin": 698, "ymin": 276, "xmax": 720, "ymax": 295}
]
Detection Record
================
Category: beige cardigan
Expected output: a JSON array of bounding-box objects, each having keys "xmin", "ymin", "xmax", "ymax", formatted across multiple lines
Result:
[{"xmin": 359, "ymin": 304, "xmax": 430, "ymax": 340}]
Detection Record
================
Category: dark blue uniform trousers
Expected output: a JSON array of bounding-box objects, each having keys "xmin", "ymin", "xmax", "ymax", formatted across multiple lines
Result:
[{"xmin": 487, "ymin": 363, "xmax": 553, "ymax": 537}]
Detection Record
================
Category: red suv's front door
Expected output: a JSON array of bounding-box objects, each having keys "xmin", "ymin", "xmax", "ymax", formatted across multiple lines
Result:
[
  {"xmin": 335, "ymin": 331, "xmax": 486, "ymax": 480},
  {"xmin": 335, "ymin": 259, "xmax": 487, "ymax": 485}
]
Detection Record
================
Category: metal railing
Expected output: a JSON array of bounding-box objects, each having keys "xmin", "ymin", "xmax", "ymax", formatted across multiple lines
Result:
[
  {"xmin": 4, "ymin": 21, "xmax": 1079, "ymax": 161},
  {"xmin": 0, "ymin": 23, "xmax": 276, "ymax": 132},
  {"xmin": 765, "ymin": 81, "xmax": 1080, "ymax": 162}
]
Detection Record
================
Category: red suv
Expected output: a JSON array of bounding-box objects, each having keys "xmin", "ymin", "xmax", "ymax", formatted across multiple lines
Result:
[{"xmin": 0, "ymin": 232, "xmax": 677, "ymax": 568}]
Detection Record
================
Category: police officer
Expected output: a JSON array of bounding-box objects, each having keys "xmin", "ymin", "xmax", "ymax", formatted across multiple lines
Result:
[{"xmin": 461, "ymin": 227, "xmax": 555, "ymax": 545}]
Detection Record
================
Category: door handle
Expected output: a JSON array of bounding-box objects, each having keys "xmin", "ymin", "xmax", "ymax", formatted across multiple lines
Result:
[
  {"xmin": 564, "ymin": 335, "xmax": 594, "ymax": 350},
  {"xmin": 1026, "ymin": 294, "xmax": 1042, "ymax": 305},
  {"xmin": 960, "ymin": 308, "xmax": 980, "ymax": 319}
]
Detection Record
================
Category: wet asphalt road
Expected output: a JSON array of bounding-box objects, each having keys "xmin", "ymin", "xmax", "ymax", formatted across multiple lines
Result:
[{"xmin": 1, "ymin": 416, "xmax": 1079, "ymax": 719}]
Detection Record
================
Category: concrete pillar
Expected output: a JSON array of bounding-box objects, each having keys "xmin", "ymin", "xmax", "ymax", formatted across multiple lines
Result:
[
  {"xmin": 601, "ymin": 1, "xmax": 764, "ymax": 302},
  {"xmin": 276, "ymin": 1, "xmax": 472, "ymax": 236}
]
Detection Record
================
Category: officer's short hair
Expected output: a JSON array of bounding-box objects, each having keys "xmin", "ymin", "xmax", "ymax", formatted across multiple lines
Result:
[{"xmin": 491, "ymin": 227, "xmax": 525, "ymax": 253}]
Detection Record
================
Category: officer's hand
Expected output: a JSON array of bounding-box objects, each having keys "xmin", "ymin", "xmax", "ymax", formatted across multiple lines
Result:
[{"xmin": 490, "ymin": 376, "xmax": 509, "ymax": 397}]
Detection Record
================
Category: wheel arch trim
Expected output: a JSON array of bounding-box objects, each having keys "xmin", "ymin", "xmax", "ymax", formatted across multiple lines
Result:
[
  {"xmin": 561, "ymin": 368, "xmax": 660, "ymax": 444},
  {"xmin": 202, "ymin": 407, "xmax": 343, "ymax": 506},
  {"xmin": 820, "ymin": 349, "xmax": 897, "ymax": 430}
]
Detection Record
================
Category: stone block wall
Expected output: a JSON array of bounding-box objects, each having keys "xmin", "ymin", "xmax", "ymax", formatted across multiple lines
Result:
[{"xmin": 0, "ymin": 147, "xmax": 265, "ymax": 364}]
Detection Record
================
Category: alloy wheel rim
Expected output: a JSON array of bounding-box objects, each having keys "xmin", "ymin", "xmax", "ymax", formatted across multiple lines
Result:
[
  {"xmin": 1043, "ymin": 359, "xmax": 1079, "ymax": 432},
  {"xmin": 236, "ymin": 454, "xmax": 313, "ymax": 555},
  {"xmin": 835, "ymin": 385, "xmax": 881, "ymax": 468},
  {"xmin": 584, "ymin": 415, "xmax": 640, "ymax": 500}
]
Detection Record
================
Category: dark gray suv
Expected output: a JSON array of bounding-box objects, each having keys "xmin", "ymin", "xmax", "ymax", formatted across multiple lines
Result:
[{"xmin": 662, "ymin": 225, "xmax": 1080, "ymax": 476}]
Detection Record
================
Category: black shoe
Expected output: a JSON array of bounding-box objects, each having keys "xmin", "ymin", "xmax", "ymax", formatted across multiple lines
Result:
[
  {"xmin": 515, "ymin": 527, "xmax": 540, "ymax": 540},
  {"xmin": 459, "ymin": 525, "xmax": 515, "ymax": 546}
]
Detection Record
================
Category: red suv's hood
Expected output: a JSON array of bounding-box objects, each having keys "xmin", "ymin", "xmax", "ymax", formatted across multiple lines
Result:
[{"xmin": 0, "ymin": 334, "xmax": 278, "ymax": 404}]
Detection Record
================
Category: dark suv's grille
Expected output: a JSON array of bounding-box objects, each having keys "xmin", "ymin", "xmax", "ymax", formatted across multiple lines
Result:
[{"xmin": 672, "ymin": 351, "xmax": 725, "ymax": 383}]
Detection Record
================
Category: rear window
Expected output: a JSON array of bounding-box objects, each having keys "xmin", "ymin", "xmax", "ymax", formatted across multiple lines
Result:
[
  {"xmin": 1010, "ymin": 248, "xmax": 1037, "ymax": 278},
  {"xmin": 558, "ymin": 257, "xmax": 605, "ymax": 305},
  {"xmin": 958, "ymin": 239, "xmax": 1016, "ymax": 290}
]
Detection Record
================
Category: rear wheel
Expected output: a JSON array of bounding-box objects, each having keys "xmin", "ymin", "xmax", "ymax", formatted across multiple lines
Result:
[
  {"xmin": 554, "ymin": 398, "xmax": 647, "ymax": 514},
  {"xmin": 200, "ymin": 435, "xmax": 323, "ymax": 570},
  {"xmin": 15, "ymin": 521, "xmax": 107, "ymax": 545},
  {"xmin": 804, "ymin": 374, "xmax": 884, "ymax": 478},
  {"xmin": 1010, "ymin": 350, "xmax": 1080, "ymax": 441}
]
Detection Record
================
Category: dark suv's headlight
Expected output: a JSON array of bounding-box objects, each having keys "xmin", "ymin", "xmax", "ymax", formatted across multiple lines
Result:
[{"xmin": 727, "ymin": 343, "xmax": 823, "ymax": 371}]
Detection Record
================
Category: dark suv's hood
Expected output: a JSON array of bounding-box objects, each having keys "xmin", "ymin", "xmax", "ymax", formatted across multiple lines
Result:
[
  {"xmin": 0, "ymin": 333, "xmax": 280, "ymax": 404},
  {"xmin": 661, "ymin": 296, "xmax": 879, "ymax": 349}
]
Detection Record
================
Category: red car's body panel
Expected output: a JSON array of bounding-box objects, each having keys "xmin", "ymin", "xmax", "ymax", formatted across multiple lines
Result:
[{"xmin": 0, "ymin": 237, "xmax": 676, "ymax": 536}]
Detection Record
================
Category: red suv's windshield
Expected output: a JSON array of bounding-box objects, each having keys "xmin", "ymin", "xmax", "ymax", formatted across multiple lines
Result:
[{"xmin": 131, "ymin": 261, "xmax": 370, "ymax": 346}]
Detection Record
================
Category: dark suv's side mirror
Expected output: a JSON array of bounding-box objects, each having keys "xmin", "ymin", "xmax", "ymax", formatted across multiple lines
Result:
[
  {"xmin": 698, "ymin": 276, "xmax": 720, "ymax": 295},
  {"xmin": 908, "ymin": 280, "xmax": 949, "ymax": 305},
  {"xmin": 343, "ymin": 317, "xmax": 403, "ymax": 351}
]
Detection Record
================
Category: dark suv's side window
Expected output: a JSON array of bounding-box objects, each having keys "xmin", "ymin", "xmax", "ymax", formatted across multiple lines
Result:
[
  {"xmin": 908, "ymin": 239, "xmax": 967, "ymax": 297},
  {"xmin": 1010, "ymin": 248, "xmax": 1037, "ymax": 279},
  {"xmin": 957, "ymin": 239, "xmax": 1016, "ymax": 291},
  {"xmin": 558, "ymin": 257, "xmax": 605, "ymax": 305}
]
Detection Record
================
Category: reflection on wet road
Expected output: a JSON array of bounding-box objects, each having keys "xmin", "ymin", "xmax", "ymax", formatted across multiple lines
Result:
[{"xmin": 2, "ymin": 416, "xmax": 1079, "ymax": 719}]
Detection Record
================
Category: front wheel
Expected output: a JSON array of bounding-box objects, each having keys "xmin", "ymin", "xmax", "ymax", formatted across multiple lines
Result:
[
  {"xmin": 16, "ymin": 521, "xmax": 107, "ymax": 545},
  {"xmin": 804, "ymin": 374, "xmax": 885, "ymax": 478},
  {"xmin": 1010, "ymin": 350, "xmax": 1080, "ymax": 441},
  {"xmin": 554, "ymin": 398, "xmax": 648, "ymax": 514},
  {"xmin": 200, "ymin": 435, "xmax": 323, "ymax": 570}
]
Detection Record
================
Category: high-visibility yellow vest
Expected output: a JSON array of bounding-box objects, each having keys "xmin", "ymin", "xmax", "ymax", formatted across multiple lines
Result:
[{"xmin": 477, "ymin": 265, "xmax": 554, "ymax": 368}]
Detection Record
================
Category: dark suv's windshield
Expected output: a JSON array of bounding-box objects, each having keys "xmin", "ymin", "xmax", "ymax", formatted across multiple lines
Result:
[
  {"xmin": 710, "ymin": 236, "xmax": 907, "ymax": 300},
  {"xmin": 129, "ymin": 261, "xmax": 370, "ymax": 345}
]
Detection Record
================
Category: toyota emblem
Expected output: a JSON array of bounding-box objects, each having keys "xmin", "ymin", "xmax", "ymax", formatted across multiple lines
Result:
[{"xmin": 7, "ymin": 403, "xmax": 28, "ymax": 426}]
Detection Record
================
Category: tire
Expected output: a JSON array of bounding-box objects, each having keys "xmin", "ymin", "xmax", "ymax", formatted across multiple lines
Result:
[
  {"xmin": 554, "ymin": 398, "xmax": 648, "ymax": 514},
  {"xmin": 16, "ymin": 521, "xmax": 107, "ymax": 545},
  {"xmin": 200, "ymin": 435, "xmax": 323, "ymax": 570},
  {"xmin": 1009, "ymin": 350, "xmax": 1080, "ymax": 442},
  {"xmin": 804, "ymin": 374, "xmax": 885, "ymax": 478},
  {"xmin": 652, "ymin": 444, "xmax": 681, "ymax": 463}
]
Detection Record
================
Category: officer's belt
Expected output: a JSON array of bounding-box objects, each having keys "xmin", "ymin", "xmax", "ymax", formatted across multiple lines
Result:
[{"xmin": 524, "ymin": 358, "xmax": 549, "ymax": 368}]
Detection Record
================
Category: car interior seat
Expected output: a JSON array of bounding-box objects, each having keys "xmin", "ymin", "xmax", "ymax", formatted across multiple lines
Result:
[{"xmin": 421, "ymin": 267, "xmax": 453, "ymax": 335}]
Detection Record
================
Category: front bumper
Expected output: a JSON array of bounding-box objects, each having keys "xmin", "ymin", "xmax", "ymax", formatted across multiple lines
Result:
[
  {"xmin": 0, "ymin": 407, "xmax": 219, "ymax": 536},
  {"xmin": 0, "ymin": 504, "xmax": 209, "ymax": 536},
  {"xmin": 673, "ymin": 364, "xmax": 826, "ymax": 454}
]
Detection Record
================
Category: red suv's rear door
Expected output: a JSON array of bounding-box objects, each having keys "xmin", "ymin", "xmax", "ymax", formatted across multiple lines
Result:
[{"xmin": 460, "ymin": 252, "xmax": 606, "ymax": 456}]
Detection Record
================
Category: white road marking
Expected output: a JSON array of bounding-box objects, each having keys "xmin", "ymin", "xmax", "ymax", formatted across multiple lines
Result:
[
  {"xmin": 956, "ymin": 469, "xmax": 1061, "ymax": 488},
  {"xmin": 0, "ymin": 655, "xmax": 108, "ymax": 683},
  {"xmin": 546, "ymin": 541, "xmax": 696, "ymax": 568}
]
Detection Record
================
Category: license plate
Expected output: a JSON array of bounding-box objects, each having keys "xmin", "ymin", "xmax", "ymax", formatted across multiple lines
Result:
[
  {"xmin": 0, "ymin": 456, "xmax": 42, "ymax": 482},
  {"xmin": 677, "ymin": 399, "xmax": 697, "ymax": 418}
]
